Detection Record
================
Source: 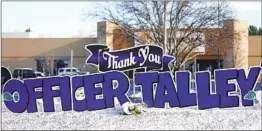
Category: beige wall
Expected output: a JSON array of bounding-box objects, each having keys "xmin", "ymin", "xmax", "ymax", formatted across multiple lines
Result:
[
  {"xmin": 97, "ymin": 21, "xmax": 107, "ymax": 45},
  {"xmin": 97, "ymin": 21, "xmax": 133, "ymax": 50},
  {"xmin": 248, "ymin": 36, "xmax": 262, "ymax": 66},
  {"xmin": 2, "ymin": 38, "xmax": 97, "ymax": 73},
  {"xmin": 222, "ymin": 20, "xmax": 249, "ymax": 71},
  {"xmin": 248, "ymin": 36, "xmax": 262, "ymax": 81}
]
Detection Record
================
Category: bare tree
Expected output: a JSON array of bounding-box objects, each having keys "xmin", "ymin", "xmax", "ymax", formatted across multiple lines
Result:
[{"xmin": 87, "ymin": 1, "xmax": 237, "ymax": 72}]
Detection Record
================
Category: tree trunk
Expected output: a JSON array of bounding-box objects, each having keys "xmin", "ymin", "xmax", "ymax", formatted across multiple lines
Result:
[{"xmin": 170, "ymin": 62, "xmax": 180, "ymax": 74}]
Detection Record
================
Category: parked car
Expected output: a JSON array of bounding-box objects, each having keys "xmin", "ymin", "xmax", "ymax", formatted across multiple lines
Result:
[
  {"xmin": 57, "ymin": 67, "xmax": 80, "ymax": 76},
  {"xmin": 12, "ymin": 68, "xmax": 36, "ymax": 79},
  {"xmin": 77, "ymin": 69, "xmax": 90, "ymax": 75},
  {"xmin": 1, "ymin": 67, "xmax": 12, "ymax": 92},
  {"xmin": 126, "ymin": 81, "xmax": 143, "ymax": 103},
  {"xmin": 35, "ymin": 71, "xmax": 45, "ymax": 78}
]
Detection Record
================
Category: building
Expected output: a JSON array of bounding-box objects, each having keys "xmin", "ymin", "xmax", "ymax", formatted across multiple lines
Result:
[
  {"xmin": 2, "ymin": 21, "xmax": 131, "ymax": 75},
  {"xmin": 2, "ymin": 20, "xmax": 262, "ymax": 80},
  {"xmin": 2, "ymin": 32, "xmax": 40, "ymax": 38}
]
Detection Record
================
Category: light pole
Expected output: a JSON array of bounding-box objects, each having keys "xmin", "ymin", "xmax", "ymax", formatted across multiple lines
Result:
[
  {"xmin": 71, "ymin": 50, "xmax": 74, "ymax": 76},
  {"xmin": 217, "ymin": 1, "xmax": 221, "ymax": 69}
]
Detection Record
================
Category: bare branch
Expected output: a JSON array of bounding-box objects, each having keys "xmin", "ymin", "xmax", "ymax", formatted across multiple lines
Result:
[{"xmin": 87, "ymin": 1, "xmax": 236, "ymax": 71}]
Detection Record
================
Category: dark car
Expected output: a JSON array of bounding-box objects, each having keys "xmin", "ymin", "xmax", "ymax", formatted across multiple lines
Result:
[
  {"xmin": 1, "ymin": 67, "xmax": 12, "ymax": 92},
  {"xmin": 13, "ymin": 68, "xmax": 36, "ymax": 79}
]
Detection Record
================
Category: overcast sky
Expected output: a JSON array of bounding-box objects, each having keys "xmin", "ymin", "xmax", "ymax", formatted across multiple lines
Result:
[{"xmin": 2, "ymin": 1, "xmax": 261, "ymax": 37}]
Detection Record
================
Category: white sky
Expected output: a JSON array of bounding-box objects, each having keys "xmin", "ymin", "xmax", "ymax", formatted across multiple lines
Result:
[{"xmin": 2, "ymin": 1, "xmax": 261, "ymax": 38}]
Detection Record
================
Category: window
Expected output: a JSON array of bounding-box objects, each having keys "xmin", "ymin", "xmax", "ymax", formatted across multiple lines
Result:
[
  {"xmin": 36, "ymin": 57, "xmax": 69, "ymax": 75},
  {"xmin": 66, "ymin": 69, "xmax": 71, "ymax": 72},
  {"xmin": 36, "ymin": 60, "xmax": 45, "ymax": 72},
  {"xmin": 59, "ymin": 69, "xmax": 64, "ymax": 72},
  {"xmin": 23, "ymin": 70, "xmax": 34, "ymax": 74},
  {"xmin": 13, "ymin": 69, "xmax": 21, "ymax": 77}
]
